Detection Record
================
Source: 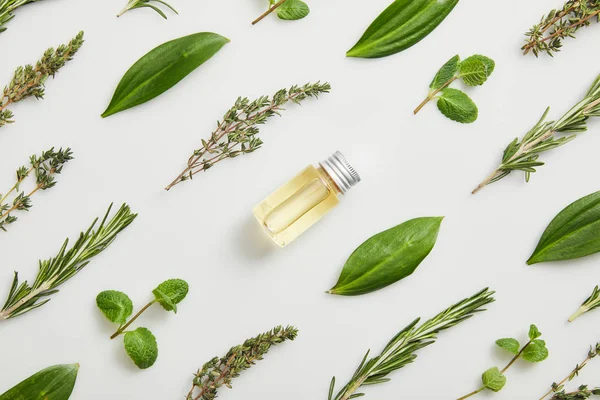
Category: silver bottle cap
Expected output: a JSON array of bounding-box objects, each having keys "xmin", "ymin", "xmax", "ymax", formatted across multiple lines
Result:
[{"xmin": 319, "ymin": 151, "xmax": 361, "ymax": 194}]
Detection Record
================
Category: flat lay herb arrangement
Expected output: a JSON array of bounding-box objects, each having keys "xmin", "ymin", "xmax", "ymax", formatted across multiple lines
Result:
[{"xmin": 3, "ymin": 0, "xmax": 600, "ymax": 399}]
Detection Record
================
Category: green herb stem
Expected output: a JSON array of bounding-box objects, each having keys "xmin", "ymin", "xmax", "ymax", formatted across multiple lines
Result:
[
  {"xmin": 252, "ymin": 0, "xmax": 288, "ymax": 25},
  {"xmin": 110, "ymin": 300, "xmax": 156, "ymax": 339},
  {"xmin": 457, "ymin": 388, "xmax": 485, "ymax": 400},
  {"xmin": 414, "ymin": 77, "xmax": 456, "ymax": 114}
]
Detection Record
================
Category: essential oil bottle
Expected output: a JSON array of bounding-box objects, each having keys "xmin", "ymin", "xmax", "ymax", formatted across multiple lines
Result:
[{"xmin": 253, "ymin": 151, "xmax": 361, "ymax": 247}]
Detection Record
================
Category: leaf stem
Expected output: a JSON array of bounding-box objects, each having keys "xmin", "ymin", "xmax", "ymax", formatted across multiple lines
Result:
[
  {"xmin": 110, "ymin": 300, "xmax": 155, "ymax": 339},
  {"xmin": 501, "ymin": 340, "xmax": 531, "ymax": 373},
  {"xmin": 414, "ymin": 77, "xmax": 457, "ymax": 114},
  {"xmin": 457, "ymin": 387, "xmax": 485, "ymax": 400},
  {"xmin": 252, "ymin": 0, "xmax": 288, "ymax": 25}
]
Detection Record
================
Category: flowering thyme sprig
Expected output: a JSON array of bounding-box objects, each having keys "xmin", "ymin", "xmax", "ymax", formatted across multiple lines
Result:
[
  {"xmin": 540, "ymin": 343, "xmax": 600, "ymax": 400},
  {"xmin": 165, "ymin": 82, "xmax": 330, "ymax": 190},
  {"xmin": 0, "ymin": 147, "xmax": 73, "ymax": 232},
  {"xmin": 523, "ymin": 1, "xmax": 600, "ymax": 57},
  {"xmin": 0, "ymin": 0, "xmax": 41, "ymax": 32},
  {"xmin": 472, "ymin": 73, "xmax": 600, "ymax": 194},
  {"xmin": 186, "ymin": 325, "xmax": 298, "ymax": 400},
  {"xmin": 0, "ymin": 31, "xmax": 84, "ymax": 130}
]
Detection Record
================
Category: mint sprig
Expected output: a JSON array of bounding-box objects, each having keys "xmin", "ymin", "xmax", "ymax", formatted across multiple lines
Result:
[
  {"xmin": 414, "ymin": 54, "xmax": 495, "ymax": 123},
  {"xmin": 96, "ymin": 278, "xmax": 188, "ymax": 369},
  {"xmin": 457, "ymin": 324, "xmax": 548, "ymax": 399}
]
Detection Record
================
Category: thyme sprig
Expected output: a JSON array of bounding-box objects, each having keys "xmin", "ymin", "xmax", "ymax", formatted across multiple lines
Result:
[
  {"xmin": 165, "ymin": 82, "xmax": 330, "ymax": 191},
  {"xmin": 0, "ymin": 0, "xmax": 41, "ymax": 32},
  {"xmin": 540, "ymin": 343, "xmax": 600, "ymax": 400},
  {"xmin": 472, "ymin": 73, "xmax": 600, "ymax": 194},
  {"xmin": 523, "ymin": 1, "xmax": 600, "ymax": 57},
  {"xmin": 117, "ymin": 0, "xmax": 177, "ymax": 19},
  {"xmin": 186, "ymin": 325, "xmax": 298, "ymax": 400},
  {"xmin": 328, "ymin": 288, "xmax": 495, "ymax": 400},
  {"xmin": 0, "ymin": 148, "xmax": 72, "ymax": 232},
  {"xmin": 570, "ymin": 286, "xmax": 600, "ymax": 322},
  {"xmin": 0, "ymin": 203, "xmax": 137, "ymax": 321},
  {"xmin": 551, "ymin": 385, "xmax": 600, "ymax": 399},
  {"xmin": 0, "ymin": 31, "xmax": 84, "ymax": 130}
]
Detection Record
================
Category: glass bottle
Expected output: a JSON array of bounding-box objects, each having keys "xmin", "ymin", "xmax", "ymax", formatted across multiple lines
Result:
[{"xmin": 253, "ymin": 151, "xmax": 361, "ymax": 247}]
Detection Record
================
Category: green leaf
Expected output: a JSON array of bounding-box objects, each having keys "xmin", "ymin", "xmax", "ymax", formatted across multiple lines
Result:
[
  {"xmin": 458, "ymin": 55, "xmax": 495, "ymax": 86},
  {"xmin": 152, "ymin": 278, "xmax": 189, "ymax": 313},
  {"xmin": 124, "ymin": 327, "xmax": 158, "ymax": 369},
  {"xmin": 522, "ymin": 340, "xmax": 549, "ymax": 362},
  {"xmin": 437, "ymin": 88, "xmax": 478, "ymax": 123},
  {"xmin": 328, "ymin": 217, "xmax": 443, "ymax": 296},
  {"xmin": 528, "ymin": 191, "xmax": 600, "ymax": 264},
  {"xmin": 0, "ymin": 364, "xmax": 79, "ymax": 400},
  {"xmin": 528, "ymin": 324, "xmax": 542, "ymax": 339},
  {"xmin": 277, "ymin": 0, "xmax": 310, "ymax": 20},
  {"xmin": 96, "ymin": 290, "xmax": 133, "ymax": 324},
  {"xmin": 102, "ymin": 32, "xmax": 229, "ymax": 118},
  {"xmin": 481, "ymin": 367, "xmax": 506, "ymax": 392},
  {"xmin": 346, "ymin": 0, "xmax": 459, "ymax": 59},
  {"xmin": 495, "ymin": 338, "xmax": 520, "ymax": 355},
  {"xmin": 430, "ymin": 55, "xmax": 460, "ymax": 90}
]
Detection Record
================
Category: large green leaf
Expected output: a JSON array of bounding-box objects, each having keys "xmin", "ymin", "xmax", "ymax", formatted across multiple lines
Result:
[
  {"xmin": 528, "ymin": 190, "xmax": 600, "ymax": 264},
  {"xmin": 124, "ymin": 328, "xmax": 158, "ymax": 369},
  {"xmin": 328, "ymin": 217, "xmax": 443, "ymax": 296},
  {"xmin": 152, "ymin": 278, "xmax": 189, "ymax": 313},
  {"xmin": 346, "ymin": 0, "xmax": 459, "ymax": 59},
  {"xmin": 481, "ymin": 367, "xmax": 506, "ymax": 392},
  {"xmin": 102, "ymin": 32, "xmax": 229, "ymax": 117},
  {"xmin": 96, "ymin": 290, "xmax": 133, "ymax": 324},
  {"xmin": 0, "ymin": 364, "xmax": 79, "ymax": 400},
  {"xmin": 458, "ymin": 55, "xmax": 495, "ymax": 86},
  {"xmin": 277, "ymin": 0, "xmax": 310, "ymax": 20}
]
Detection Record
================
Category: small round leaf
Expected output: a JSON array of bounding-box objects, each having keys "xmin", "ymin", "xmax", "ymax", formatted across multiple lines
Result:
[
  {"xmin": 96, "ymin": 290, "xmax": 133, "ymax": 325},
  {"xmin": 459, "ymin": 55, "xmax": 495, "ymax": 86},
  {"xmin": 277, "ymin": 0, "xmax": 310, "ymax": 21},
  {"xmin": 528, "ymin": 324, "xmax": 542, "ymax": 340},
  {"xmin": 124, "ymin": 328, "xmax": 158, "ymax": 369},
  {"xmin": 495, "ymin": 338, "xmax": 520, "ymax": 355},
  {"xmin": 522, "ymin": 340, "xmax": 549, "ymax": 362},
  {"xmin": 152, "ymin": 279, "xmax": 189, "ymax": 313},
  {"xmin": 482, "ymin": 367, "xmax": 506, "ymax": 392},
  {"xmin": 437, "ymin": 88, "xmax": 478, "ymax": 123}
]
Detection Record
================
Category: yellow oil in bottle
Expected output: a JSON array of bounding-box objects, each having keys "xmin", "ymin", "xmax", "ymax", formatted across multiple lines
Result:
[{"xmin": 253, "ymin": 152, "xmax": 360, "ymax": 247}]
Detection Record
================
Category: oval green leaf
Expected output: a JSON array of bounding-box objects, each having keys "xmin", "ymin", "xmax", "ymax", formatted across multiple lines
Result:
[
  {"xmin": 278, "ymin": 0, "xmax": 310, "ymax": 20},
  {"xmin": 481, "ymin": 367, "xmax": 506, "ymax": 392},
  {"xmin": 430, "ymin": 55, "xmax": 460, "ymax": 90},
  {"xmin": 522, "ymin": 339, "xmax": 549, "ymax": 362},
  {"xmin": 458, "ymin": 55, "xmax": 495, "ymax": 86},
  {"xmin": 495, "ymin": 338, "xmax": 520, "ymax": 355},
  {"xmin": 437, "ymin": 88, "xmax": 478, "ymax": 123},
  {"xmin": 328, "ymin": 217, "xmax": 443, "ymax": 296},
  {"xmin": 96, "ymin": 290, "xmax": 133, "ymax": 324},
  {"xmin": 528, "ymin": 190, "xmax": 600, "ymax": 265},
  {"xmin": 346, "ymin": 0, "xmax": 459, "ymax": 59},
  {"xmin": 124, "ymin": 327, "xmax": 158, "ymax": 369},
  {"xmin": 152, "ymin": 278, "xmax": 189, "ymax": 313},
  {"xmin": 0, "ymin": 364, "xmax": 79, "ymax": 400},
  {"xmin": 101, "ymin": 32, "xmax": 230, "ymax": 118}
]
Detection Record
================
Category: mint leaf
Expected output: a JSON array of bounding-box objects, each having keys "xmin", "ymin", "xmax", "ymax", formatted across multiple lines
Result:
[
  {"xmin": 437, "ymin": 88, "xmax": 478, "ymax": 123},
  {"xmin": 459, "ymin": 55, "xmax": 495, "ymax": 86},
  {"xmin": 522, "ymin": 339, "xmax": 549, "ymax": 362},
  {"xmin": 152, "ymin": 279, "xmax": 189, "ymax": 313},
  {"xmin": 277, "ymin": 0, "xmax": 310, "ymax": 20},
  {"xmin": 430, "ymin": 55, "xmax": 460, "ymax": 90},
  {"xmin": 529, "ymin": 324, "xmax": 542, "ymax": 339},
  {"xmin": 96, "ymin": 290, "xmax": 133, "ymax": 325},
  {"xmin": 482, "ymin": 367, "xmax": 506, "ymax": 392},
  {"xmin": 495, "ymin": 338, "xmax": 520, "ymax": 355},
  {"xmin": 124, "ymin": 328, "xmax": 158, "ymax": 369}
]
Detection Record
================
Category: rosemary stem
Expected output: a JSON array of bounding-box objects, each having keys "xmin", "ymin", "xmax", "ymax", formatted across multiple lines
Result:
[
  {"xmin": 110, "ymin": 300, "xmax": 155, "ymax": 339},
  {"xmin": 252, "ymin": 0, "xmax": 288, "ymax": 25},
  {"xmin": 0, "ymin": 280, "xmax": 53, "ymax": 320},
  {"xmin": 414, "ymin": 77, "xmax": 457, "ymax": 114},
  {"xmin": 457, "ymin": 387, "xmax": 485, "ymax": 400},
  {"xmin": 568, "ymin": 306, "xmax": 587, "ymax": 322}
]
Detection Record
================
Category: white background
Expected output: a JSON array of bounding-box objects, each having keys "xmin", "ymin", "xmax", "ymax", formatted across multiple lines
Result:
[{"xmin": 1, "ymin": 0, "xmax": 600, "ymax": 399}]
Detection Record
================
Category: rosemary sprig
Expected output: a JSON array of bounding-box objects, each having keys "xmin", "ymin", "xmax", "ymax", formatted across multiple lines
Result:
[
  {"xmin": 0, "ymin": 148, "xmax": 72, "ymax": 232},
  {"xmin": 0, "ymin": 31, "xmax": 84, "ymax": 130},
  {"xmin": 0, "ymin": 0, "xmax": 41, "ymax": 32},
  {"xmin": 117, "ymin": 0, "xmax": 177, "ymax": 19},
  {"xmin": 0, "ymin": 203, "xmax": 137, "ymax": 321},
  {"xmin": 472, "ymin": 73, "xmax": 600, "ymax": 194},
  {"xmin": 523, "ymin": 1, "xmax": 600, "ymax": 57},
  {"xmin": 328, "ymin": 288, "xmax": 495, "ymax": 400},
  {"xmin": 165, "ymin": 82, "xmax": 330, "ymax": 191},
  {"xmin": 540, "ymin": 343, "xmax": 600, "ymax": 400},
  {"xmin": 186, "ymin": 325, "xmax": 298, "ymax": 399},
  {"xmin": 570, "ymin": 286, "xmax": 600, "ymax": 322}
]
